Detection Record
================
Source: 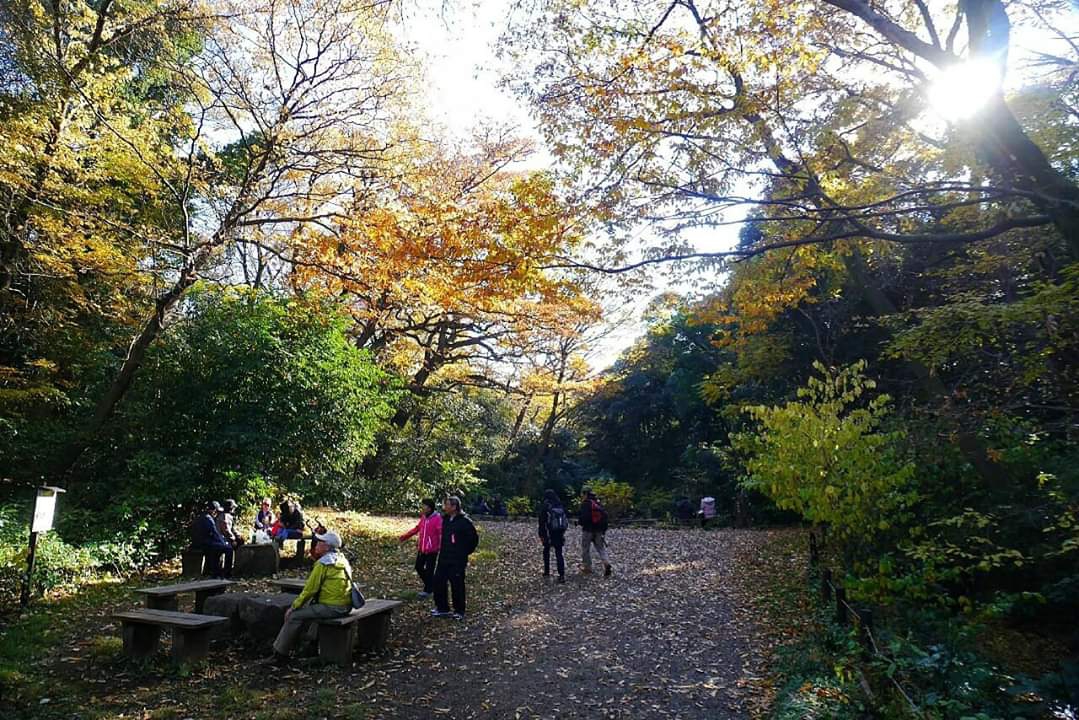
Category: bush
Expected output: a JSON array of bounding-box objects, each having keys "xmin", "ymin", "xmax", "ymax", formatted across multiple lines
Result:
[
  {"xmin": 638, "ymin": 488, "xmax": 674, "ymax": 518},
  {"xmin": 590, "ymin": 480, "xmax": 635, "ymax": 520},
  {"xmin": 506, "ymin": 496, "xmax": 534, "ymax": 516},
  {"xmin": 0, "ymin": 504, "xmax": 144, "ymax": 608}
]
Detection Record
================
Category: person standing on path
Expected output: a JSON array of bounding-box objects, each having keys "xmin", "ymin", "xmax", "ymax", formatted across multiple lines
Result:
[
  {"xmin": 578, "ymin": 487, "xmax": 612, "ymax": 577},
  {"xmin": 399, "ymin": 498, "xmax": 442, "ymax": 598},
  {"xmin": 538, "ymin": 489, "xmax": 568, "ymax": 583},
  {"xmin": 268, "ymin": 530, "xmax": 352, "ymax": 666},
  {"xmin": 432, "ymin": 496, "xmax": 479, "ymax": 620}
]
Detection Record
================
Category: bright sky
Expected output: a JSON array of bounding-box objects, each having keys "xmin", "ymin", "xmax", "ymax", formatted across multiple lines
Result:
[
  {"xmin": 395, "ymin": 1, "xmax": 744, "ymax": 369},
  {"xmin": 395, "ymin": 1, "xmax": 1077, "ymax": 370}
]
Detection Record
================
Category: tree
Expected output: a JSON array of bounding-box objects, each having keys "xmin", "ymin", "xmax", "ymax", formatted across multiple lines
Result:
[
  {"xmin": 54, "ymin": 0, "xmax": 410, "ymax": 475},
  {"xmin": 505, "ymin": 0, "xmax": 1078, "ymax": 265}
]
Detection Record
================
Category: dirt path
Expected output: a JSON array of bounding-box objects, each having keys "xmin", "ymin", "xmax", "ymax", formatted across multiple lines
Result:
[
  {"xmin": 352, "ymin": 522, "xmax": 762, "ymax": 720},
  {"xmin": 10, "ymin": 517, "xmax": 778, "ymax": 720}
]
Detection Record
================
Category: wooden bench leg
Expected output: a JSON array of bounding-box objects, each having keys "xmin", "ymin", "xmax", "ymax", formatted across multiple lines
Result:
[
  {"xmin": 145, "ymin": 595, "xmax": 179, "ymax": 612},
  {"xmin": 171, "ymin": 627, "xmax": 211, "ymax": 664},
  {"xmin": 194, "ymin": 588, "xmax": 225, "ymax": 614},
  {"xmin": 121, "ymin": 622, "xmax": 161, "ymax": 658},
  {"xmin": 317, "ymin": 623, "xmax": 355, "ymax": 668},
  {"xmin": 356, "ymin": 613, "xmax": 392, "ymax": 653}
]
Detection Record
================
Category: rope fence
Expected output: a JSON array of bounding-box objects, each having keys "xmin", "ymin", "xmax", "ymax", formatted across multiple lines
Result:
[{"xmin": 808, "ymin": 532, "xmax": 924, "ymax": 717}]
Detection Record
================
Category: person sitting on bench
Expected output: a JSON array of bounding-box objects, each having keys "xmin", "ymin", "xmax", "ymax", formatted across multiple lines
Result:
[
  {"xmin": 216, "ymin": 499, "xmax": 243, "ymax": 547},
  {"xmin": 191, "ymin": 501, "xmax": 233, "ymax": 579},
  {"xmin": 254, "ymin": 498, "xmax": 274, "ymax": 533},
  {"xmin": 274, "ymin": 500, "xmax": 305, "ymax": 543},
  {"xmin": 267, "ymin": 530, "xmax": 352, "ymax": 666}
]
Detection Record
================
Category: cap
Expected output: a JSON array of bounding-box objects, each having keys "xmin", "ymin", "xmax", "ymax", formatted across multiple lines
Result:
[
  {"xmin": 207, "ymin": 501, "xmax": 222, "ymax": 512},
  {"xmin": 315, "ymin": 531, "xmax": 342, "ymax": 549}
]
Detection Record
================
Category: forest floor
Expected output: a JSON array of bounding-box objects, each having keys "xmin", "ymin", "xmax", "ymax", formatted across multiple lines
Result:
[{"xmin": 2, "ymin": 515, "xmax": 808, "ymax": 720}]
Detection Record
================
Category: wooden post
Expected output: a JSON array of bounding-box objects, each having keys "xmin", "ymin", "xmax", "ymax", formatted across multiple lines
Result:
[
  {"xmin": 20, "ymin": 531, "xmax": 39, "ymax": 608},
  {"xmin": 835, "ymin": 587, "xmax": 848, "ymax": 625},
  {"xmin": 821, "ymin": 568, "xmax": 833, "ymax": 601}
]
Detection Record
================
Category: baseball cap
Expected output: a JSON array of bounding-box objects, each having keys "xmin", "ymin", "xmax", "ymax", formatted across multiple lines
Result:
[{"xmin": 315, "ymin": 531, "xmax": 342, "ymax": 549}]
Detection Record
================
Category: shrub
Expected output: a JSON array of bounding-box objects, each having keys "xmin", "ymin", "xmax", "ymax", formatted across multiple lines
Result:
[
  {"xmin": 590, "ymin": 480, "xmax": 635, "ymax": 520},
  {"xmin": 506, "ymin": 496, "xmax": 534, "ymax": 516}
]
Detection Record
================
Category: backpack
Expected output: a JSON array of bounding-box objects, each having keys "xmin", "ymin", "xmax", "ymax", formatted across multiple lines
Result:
[
  {"xmin": 589, "ymin": 499, "xmax": 607, "ymax": 528},
  {"xmin": 547, "ymin": 505, "xmax": 568, "ymax": 533}
]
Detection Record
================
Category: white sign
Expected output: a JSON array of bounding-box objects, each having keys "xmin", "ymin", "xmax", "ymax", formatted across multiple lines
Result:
[{"xmin": 31, "ymin": 491, "xmax": 57, "ymax": 533}]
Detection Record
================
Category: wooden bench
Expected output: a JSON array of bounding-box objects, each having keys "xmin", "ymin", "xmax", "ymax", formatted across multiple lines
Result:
[
  {"xmin": 316, "ymin": 599, "xmax": 402, "ymax": 668},
  {"xmin": 271, "ymin": 578, "xmax": 307, "ymax": 593},
  {"xmin": 113, "ymin": 609, "xmax": 229, "ymax": 663},
  {"xmin": 135, "ymin": 579, "xmax": 233, "ymax": 614}
]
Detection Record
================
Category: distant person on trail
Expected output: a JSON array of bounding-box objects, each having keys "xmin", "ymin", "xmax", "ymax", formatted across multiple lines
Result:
[
  {"xmin": 431, "ymin": 496, "xmax": 479, "ymax": 620},
  {"xmin": 491, "ymin": 495, "xmax": 508, "ymax": 517},
  {"xmin": 699, "ymin": 496, "xmax": 717, "ymax": 528},
  {"xmin": 267, "ymin": 530, "xmax": 353, "ymax": 667},
  {"xmin": 675, "ymin": 497, "xmax": 694, "ymax": 521},
  {"xmin": 578, "ymin": 487, "xmax": 612, "ymax": 577},
  {"xmin": 191, "ymin": 501, "xmax": 233, "ymax": 579},
  {"xmin": 475, "ymin": 497, "xmax": 491, "ymax": 515},
  {"xmin": 538, "ymin": 488, "xmax": 568, "ymax": 583},
  {"xmin": 215, "ymin": 499, "xmax": 243, "ymax": 547},
  {"xmin": 254, "ymin": 498, "xmax": 275, "ymax": 532},
  {"xmin": 274, "ymin": 500, "xmax": 305, "ymax": 543},
  {"xmin": 399, "ymin": 498, "xmax": 442, "ymax": 598}
]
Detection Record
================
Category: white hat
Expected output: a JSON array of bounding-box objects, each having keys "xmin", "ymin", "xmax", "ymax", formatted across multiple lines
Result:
[{"xmin": 315, "ymin": 531, "xmax": 342, "ymax": 549}]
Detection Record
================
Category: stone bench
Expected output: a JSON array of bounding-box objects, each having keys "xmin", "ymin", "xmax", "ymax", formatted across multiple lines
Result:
[
  {"xmin": 315, "ymin": 599, "xmax": 402, "ymax": 668},
  {"xmin": 113, "ymin": 609, "xmax": 229, "ymax": 664},
  {"xmin": 135, "ymin": 579, "xmax": 233, "ymax": 614},
  {"xmin": 234, "ymin": 542, "xmax": 279, "ymax": 576}
]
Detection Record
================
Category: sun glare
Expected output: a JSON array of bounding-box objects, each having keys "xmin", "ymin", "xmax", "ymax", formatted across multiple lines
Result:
[{"xmin": 927, "ymin": 58, "xmax": 1003, "ymax": 121}]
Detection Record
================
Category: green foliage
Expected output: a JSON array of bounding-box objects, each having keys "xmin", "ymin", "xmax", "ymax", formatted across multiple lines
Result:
[
  {"xmin": 590, "ymin": 480, "xmax": 635, "ymax": 520},
  {"xmin": 70, "ymin": 287, "xmax": 399, "ymax": 550},
  {"xmin": 505, "ymin": 496, "xmax": 534, "ymax": 515},
  {"xmin": 638, "ymin": 488, "xmax": 675, "ymax": 518},
  {"xmin": 734, "ymin": 362, "xmax": 917, "ymax": 548}
]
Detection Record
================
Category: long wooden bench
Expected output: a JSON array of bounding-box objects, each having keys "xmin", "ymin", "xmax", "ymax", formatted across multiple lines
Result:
[
  {"xmin": 271, "ymin": 578, "xmax": 307, "ymax": 593},
  {"xmin": 316, "ymin": 600, "xmax": 402, "ymax": 668},
  {"xmin": 113, "ymin": 609, "xmax": 229, "ymax": 663},
  {"xmin": 272, "ymin": 578, "xmax": 399, "ymax": 667},
  {"xmin": 135, "ymin": 579, "xmax": 232, "ymax": 613}
]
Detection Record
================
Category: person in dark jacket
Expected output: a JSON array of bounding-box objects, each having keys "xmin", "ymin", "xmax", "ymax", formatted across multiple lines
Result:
[
  {"xmin": 431, "ymin": 496, "xmax": 479, "ymax": 620},
  {"xmin": 538, "ymin": 489, "xmax": 567, "ymax": 583},
  {"xmin": 191, "ymin": 501, "xmax": 233, "ymax": 578},
  {"xmin": 578, "ymin": 487, "xmax": 612, "ymax": 577},
  {"xmin": 274, "ymin": 500, "xmax": 305, "ymax": 543}
]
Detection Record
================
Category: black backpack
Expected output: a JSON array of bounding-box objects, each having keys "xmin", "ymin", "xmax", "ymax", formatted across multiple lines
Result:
[{"xmin": 547, "ymin": 504, "xmax": 568, "ymax": 533}]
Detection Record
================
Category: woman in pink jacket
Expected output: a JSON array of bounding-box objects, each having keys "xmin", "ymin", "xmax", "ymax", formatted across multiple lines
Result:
[{"xmin": 399, "ymin": 498, "xmax": 442, "ymax": 598}]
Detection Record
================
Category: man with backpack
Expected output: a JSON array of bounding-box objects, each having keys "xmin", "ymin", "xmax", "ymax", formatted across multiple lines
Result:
[
  {"xmin": 431, "ymin": 496, "xmax": 479, "ymax": 620},
  {"xmin": 538, "ymin": 489, "xmax": 568, "ymax": 583},
  {"xmin": 578, "ymin": 487, "xmax": 613, "ymax": 577}
]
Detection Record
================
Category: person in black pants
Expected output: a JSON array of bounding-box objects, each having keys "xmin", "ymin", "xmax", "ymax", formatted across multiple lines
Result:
[
  {"xmin": 431, "ymin": 496, "xmax": 479, "ymax": 620},
  {"xmin": 538, "ymin": 489, "xmax": 567, "ymax": 583},
  {"xmin": 190, "ymin": 501, "xmax": 233, "ymax": 578}
]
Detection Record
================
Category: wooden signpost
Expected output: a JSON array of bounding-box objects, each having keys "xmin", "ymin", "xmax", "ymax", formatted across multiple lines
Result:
[{"xmin": 21, "ymin": 485, "xmax": 66, "ymax": 608}]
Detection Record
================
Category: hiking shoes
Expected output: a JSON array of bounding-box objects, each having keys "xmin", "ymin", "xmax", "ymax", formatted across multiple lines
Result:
[
  {"xmin": 452, "ymin": 613, "xmax": 465, "ymax": 620},
  {"xmin": 604, "ymin": 564, "xmax": 613, "ymax": 577},
  {"xmin": 430, "ymin": 609, "xmax": 453, "ymax": 618},
  {"xmin": 556, "ymin": 576, "xmax": 566, "ymax": 584}
]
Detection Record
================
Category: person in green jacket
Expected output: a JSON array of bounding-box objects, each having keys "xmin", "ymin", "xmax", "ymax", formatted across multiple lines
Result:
[{"xmin": 269, "ymin": 530, "xmax": 352, "ymax": 665}]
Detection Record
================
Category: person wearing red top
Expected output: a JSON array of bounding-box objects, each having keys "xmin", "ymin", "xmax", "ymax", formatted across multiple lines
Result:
[{"xmin": 399, "ymin": 498, "xmax": 442, "ymax": 598}]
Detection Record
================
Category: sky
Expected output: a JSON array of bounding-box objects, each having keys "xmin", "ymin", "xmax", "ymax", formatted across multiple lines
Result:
[
  {"xmin": 392, "ymin": 1, "xmax": 1079, "ymax": 370},
  {"xmin": 394, "ymin": 1, "xmax": 743, "ymax": 369}
]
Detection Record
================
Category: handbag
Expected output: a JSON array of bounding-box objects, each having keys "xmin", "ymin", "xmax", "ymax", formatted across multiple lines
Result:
[{"xmin": 344, "ymin": 563, "xmax": 365, "ymax": 609}]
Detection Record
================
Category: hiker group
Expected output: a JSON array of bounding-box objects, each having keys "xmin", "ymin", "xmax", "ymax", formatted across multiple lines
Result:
[{"xmin": 244, "ymin": 489, "xmax": 612, "ymax": 665}]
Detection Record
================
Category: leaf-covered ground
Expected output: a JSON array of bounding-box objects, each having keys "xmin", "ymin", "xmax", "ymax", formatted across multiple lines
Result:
[{"xmin": 4, "ymin": 515, "xmax": 802, "ymax": 720}]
